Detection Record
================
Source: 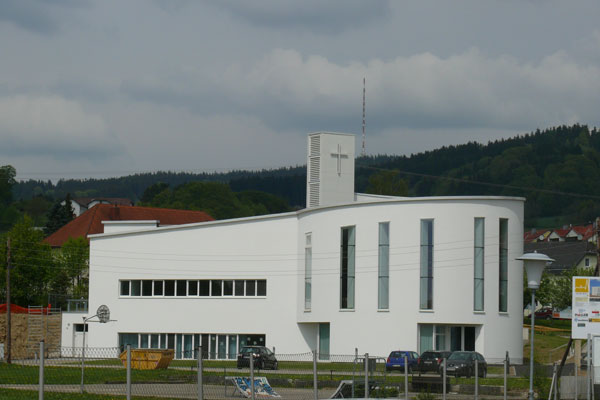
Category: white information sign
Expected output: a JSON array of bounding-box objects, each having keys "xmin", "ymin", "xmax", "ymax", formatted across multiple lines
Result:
[{"xmin": 572, "ymin": 277, "xmax": 600, "ymax": 339}]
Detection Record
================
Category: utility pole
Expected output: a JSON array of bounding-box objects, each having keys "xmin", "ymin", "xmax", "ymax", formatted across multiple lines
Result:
[{"xmin": 6, "ymin": 238, "xmax": 11, "ymax": 364}]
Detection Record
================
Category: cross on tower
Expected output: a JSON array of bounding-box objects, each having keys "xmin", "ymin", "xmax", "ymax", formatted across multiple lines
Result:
[{"xmin": 331, "ymin": 144, "xmax": 349, "ymax": 176}]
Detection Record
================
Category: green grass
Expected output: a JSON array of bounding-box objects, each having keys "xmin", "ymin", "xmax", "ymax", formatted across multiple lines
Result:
[
  {"xmin": 0, "ymin": 364, "xmax": 195, "ymax": 385},
  {"xmin": 0, "ymin": 388, "xmax": 160, "ymax": 400},
  {"xmin": 524, "ymin": 317, "xmax": 571, "ymax": 330}
]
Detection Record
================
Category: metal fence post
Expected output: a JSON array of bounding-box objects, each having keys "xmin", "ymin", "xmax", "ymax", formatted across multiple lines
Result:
[
  {"xmin": 443, "ymin": 358, "xmax": 447, "ymax": 400},
  {"xmin": 126, "ymin": 344, "xmax": 131, "ymax": 400},
  {"xmin": 404, "ymin": 354, "xmax": 409, "ymax": 400},
  {"xmin": 475, "ymin": 358, "xmax": 479, "ymax": 400},
  {"xmin": 313, "ymin": 349, "xmax": 318, "ymax": 400},
  {"xmin": 198, "ymin": 346, "xmax": 203, "ymax": 400},
  {"xmin": 250, "ymin": 351, "xmax": 255, "ymax": 400},
  {"xmin": 503, "ymin": 356, "xmax": 508, "ymax": 400},
  {"xmin": 364, "ymin": 353, "xmax": 369, "ymax": 399},
  {"xmin": 39, "ymin": 340, "xmax": 44, "ymax": 400},
  {"xmin": 553, "ymin": 363, "xmax": 558, "ymax": 400}
]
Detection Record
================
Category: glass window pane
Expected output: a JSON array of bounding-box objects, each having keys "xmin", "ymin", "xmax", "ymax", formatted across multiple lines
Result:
[
  {"xmin": 378, "ymin": 222, "xmax": 390, "ymax": 310},
  {"xmin": 218, "ymin": 335, "xmax": 226, "ymax": 359},
  {"xmin": 188, "ymin": 280, "xmax": 198, "ymax": 296},
  {"xmin": 246, "ymin": 280, "xmax": 256, "ymax": 296},
  {"xmin": 474, "ymin": 218, "xmax": 485, "ymax": 311},
  {"xmin": 165, "ymin": 280, "xmax": 175, "ymax": 296},
  {"xmin": 419, "ymin": 325, "xmax": 434, "ymax": 353},
  {"xmin": 223, "ymin": 280, "xmax": 233, "ymax": 296},
  {"xmin": 184, "ymin": 334, "xmax": 193, "ymax": 359},
  {"xmin": 340, "ymin": 226, "xmax": 356, "ymax": 309},
  {"xmin": 153, "ymin": 281, "xmax": 163, "ymax": 296},
  {"xmin": 140, "ymin": 334, "xmax": 149, "ymax": 348},
  {"xmin": 212, "ymin": 280, "xmax": 222, "ymax": 296},
  {"xmin": 499, "ymin": 219, "xmax": 508, "ymax": 312},
  {"xmin": 151, "ymin": 334, "xmax": 159, "ymax": 349},
  {"xmin": 176, "ymin": 280, "xmax": 187, "ymax": 296},
  {"xmin": 420, "ymin": 220, "xmax": 433, "ymax": 310},
  {"xmin": 120, "ymin": 281, "xmax": 130, "ymax": 296},
  {"xmin": 257, "ymin": 280, "xmax": 266, "ymax": 296},
  {"xmin": 228, "ymin": 335, "xmax": 237, "ymax": 359},
  {"xmin": 199, "ymin": 280, "xmax": 210, "ymax": 296},
  {"xmin": 131, "ymin": 280, "xmax": 141, "ymax": 296},
  {"xmin": 319, "ymin": 323, "xmax": 330, "ymax": 360},
  {"xmin": 142, "ymin": 280, "xmax": 152, "ymax": 296},
  {"xmin": 234, "ymin": 280, "xmax": 244, "ymax": 296},
  {"xmin": 176, "ymin": 334, "xmax": 182, "ymax": 359}
]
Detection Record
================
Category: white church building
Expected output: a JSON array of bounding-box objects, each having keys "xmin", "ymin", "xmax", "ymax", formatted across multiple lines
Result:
[{"xmin": 62, "ymin": 132, "xmax": 525, "ymax": 363}]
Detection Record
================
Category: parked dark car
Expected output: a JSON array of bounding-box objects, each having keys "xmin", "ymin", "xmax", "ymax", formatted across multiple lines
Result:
[
  {"xmin": 445, "ymin": 351, "xmax": 487, "ymax": 377},
  {"xmin": 417, "ymin": 350, "xmax": 452, "ymax": 373},
  {"xmin": 386, "ymin": 350, "xmax": 419, "ymax": 372},
  {"xmin": 534, "ymin": 307, "xmax": 553, "ymax": 320},
  {"xmin": 236, "ymin": 346, "xmax": 278, "ymax": 370}
]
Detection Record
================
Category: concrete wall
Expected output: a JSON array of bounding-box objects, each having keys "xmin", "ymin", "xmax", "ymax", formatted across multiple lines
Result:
[
  {"xmin": 76, "ymin": 196, "xmax": 524, "ymax": 364},
  {"xmin": 296, "ymin": 197, "xmax": 524, "ymax": 363}
]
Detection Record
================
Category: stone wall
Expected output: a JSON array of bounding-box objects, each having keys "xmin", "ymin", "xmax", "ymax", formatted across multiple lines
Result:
[{"xmin": 0, "ymin": 312, "xmax": 62, "ymax": 359}]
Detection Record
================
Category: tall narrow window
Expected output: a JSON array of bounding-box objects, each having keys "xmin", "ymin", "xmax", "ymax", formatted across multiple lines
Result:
[
  {"xmin": 305, "ymin": 233, "xmax": 312, "ymax": 310},
  {"xmin": 340, "ymin": 226, "xmax": 355, "ymax": 309},
  {"xmin": 420, "ymin": 220, "xmax": 434, "ymax": 309},
  {"xmin": 378, "ymin": 222, "xmax": 390, "ymax": 310},
  {"xmin": 474, "ymin": 218, "xmax": 485, "ymax": 311},
  {"xmin": 499, "ymin": 218, "xmax": 508, "ymax": 312}
]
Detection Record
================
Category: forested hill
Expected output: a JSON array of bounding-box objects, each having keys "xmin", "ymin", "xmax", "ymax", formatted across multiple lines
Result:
[{"xmin": 13, "ymin": 124, "xmax": 600, "ymax": 227}]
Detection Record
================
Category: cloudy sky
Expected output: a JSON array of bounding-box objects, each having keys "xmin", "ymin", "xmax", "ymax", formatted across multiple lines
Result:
[{"xmin": 1, "ymin": 0, "xmax": 600, "ymax": 181}]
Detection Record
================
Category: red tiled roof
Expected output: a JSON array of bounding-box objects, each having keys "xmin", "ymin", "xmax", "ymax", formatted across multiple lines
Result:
[
  {"xmin": 523, "ymin": 229, "xmax": 549, "ymax": 243},
  {"xmin": 44, "ymin": 204, "xmax": 214, "ymax": 247}
]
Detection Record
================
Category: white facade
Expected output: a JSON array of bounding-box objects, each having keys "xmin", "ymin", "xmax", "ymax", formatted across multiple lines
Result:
[{"xmin": 67, "ymin": 133, "xmax": 525, "ymax": 364}]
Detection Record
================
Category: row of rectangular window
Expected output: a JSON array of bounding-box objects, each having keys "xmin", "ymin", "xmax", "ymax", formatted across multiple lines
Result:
[
  {"xmin": 118, "ymin": 332, "xmax": 266, "ymax": 360},
  {"xmin": 314, "ymin": 217, "xmax": 510, "ymax": 313},
  {"xmin": 120, "ymin": 279, "xmax": 267, "ymax": 297}
]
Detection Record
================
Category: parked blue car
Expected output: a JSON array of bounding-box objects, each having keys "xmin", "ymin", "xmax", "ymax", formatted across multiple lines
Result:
[{"xmin": 386, "ymin": 350, "xmax": 419, "ymax": 372}]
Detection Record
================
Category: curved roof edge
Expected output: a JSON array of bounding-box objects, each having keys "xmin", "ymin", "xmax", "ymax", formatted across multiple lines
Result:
[
  {"xmin": 89, "ymin": 210, "xmax": 298, "ymax": 240},
  {"xmin": 90, "ymin": 195, "xmax": 525, "ymax": 240},
  {"xmin": 298, "ymin": 195, "xmax": 526, "ymax": 216}
]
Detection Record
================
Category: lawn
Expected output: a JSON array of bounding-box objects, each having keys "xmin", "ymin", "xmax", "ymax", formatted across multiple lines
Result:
[{"xmin": 523, "ymin": 328, "xmax": 571, "ymax": 364}]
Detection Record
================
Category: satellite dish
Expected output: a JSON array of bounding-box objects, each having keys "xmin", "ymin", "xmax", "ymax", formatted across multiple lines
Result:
[{"xmin": 97, "ymin": 305, "xmax": 110, "ymax": 323}]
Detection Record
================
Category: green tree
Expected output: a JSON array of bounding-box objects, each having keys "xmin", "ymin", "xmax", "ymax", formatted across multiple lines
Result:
[
  {"xmin": 44, "ymin": 193, "xmax": 75, "ymax": 235},
  {"xmin": 536, "ymin": 266, "xmax": 595, "ymax": 311},
  {"xmin": 0, "ymin": 216, "xmax": 54, "ymax": 306},
  {"xmin": 366, "ymin": 170, "xmax": 409, "ymax": 196},
  {"xmin": 50, "ymin": 237, "xmax": 89, "ymax": 307},
  {"xmin": 0, "ymin": 165, "xmax": 16, "ymax": 205}
]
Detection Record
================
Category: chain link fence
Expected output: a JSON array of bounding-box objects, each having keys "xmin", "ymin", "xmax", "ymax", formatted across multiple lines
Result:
[{"xmin": 0, "ymin": 342, "xmax": 564, "ymax": 399}]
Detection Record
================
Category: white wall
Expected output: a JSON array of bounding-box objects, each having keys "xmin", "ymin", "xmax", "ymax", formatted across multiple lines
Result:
[
  {"xmin": 296, "ymin": 197, "xmax": 524, "ymax": 363},
  {"xmin": 79, "ymin": 196, "xmax": 524, "ymax": 363},
  {"xmin": 86, "ymin": 214, "xmax": 304, "ymax": 353}
]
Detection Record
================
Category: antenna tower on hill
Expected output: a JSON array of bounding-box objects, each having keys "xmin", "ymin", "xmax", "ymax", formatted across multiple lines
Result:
[{"xmin": 362, "ymin": 77, "xmax": 366, "ymax": 157}]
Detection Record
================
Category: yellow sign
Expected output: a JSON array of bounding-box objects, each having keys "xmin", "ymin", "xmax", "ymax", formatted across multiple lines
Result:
[{"xmin": 575, "ymin": 278, "xmax": 590, "ymax": 293}]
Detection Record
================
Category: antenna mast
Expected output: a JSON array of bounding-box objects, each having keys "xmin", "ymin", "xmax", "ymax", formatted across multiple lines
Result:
[{"xmin": 362, "ymin": 77, "xmax": 366, "ymax": 157}]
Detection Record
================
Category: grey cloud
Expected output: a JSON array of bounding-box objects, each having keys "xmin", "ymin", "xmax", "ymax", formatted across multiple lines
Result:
[
  {"xmin": 0, "ymin": 0, "xmax": 87, "ymax": 34},
  {"xmin": 118, "ymin": 48, "xmax": 600, "ymax": 137},
  {"xmin": 207, "ymin": 0, "xmax": 391, "ymax": 34}
]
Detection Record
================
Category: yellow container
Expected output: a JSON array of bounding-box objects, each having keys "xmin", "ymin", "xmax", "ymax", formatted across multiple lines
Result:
[{"xmin": 119, "ymin": 349, "xmax": 174, "ymax": 370}]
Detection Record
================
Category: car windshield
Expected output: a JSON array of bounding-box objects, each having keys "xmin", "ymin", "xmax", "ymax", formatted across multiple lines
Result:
[
  {"xmin": 421, "ymin": 352, "xmax": 439, "ymax": 359},
  {"xmin": 390, "ymin": 351, "xmax": 406, "ymax": 358},
  {"xmin": 240, "ymin": 347, "xmax": 261, "ymax": 354},
  {"xmin": 448, "ymin": 352, "xmax": 470, "ymax": 360}
]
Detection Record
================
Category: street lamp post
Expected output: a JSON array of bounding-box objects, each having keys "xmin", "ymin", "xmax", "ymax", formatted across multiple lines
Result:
[{"xmin": 517, "ymin": 252, "xmax": 554, "ymax": 400}]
